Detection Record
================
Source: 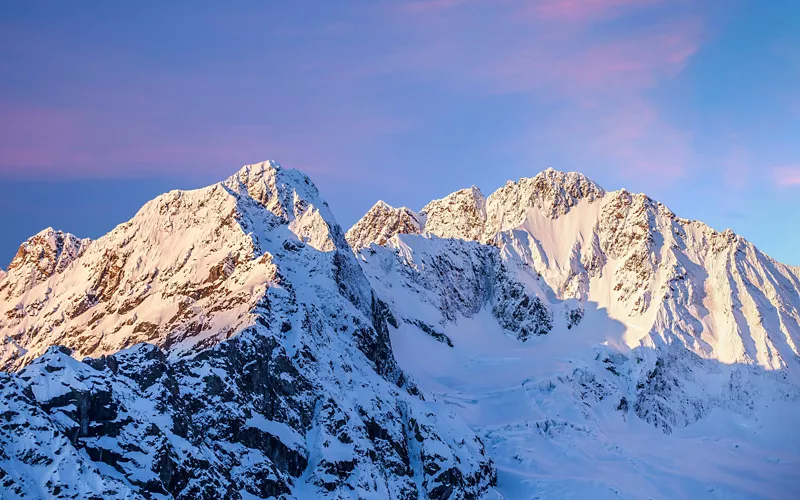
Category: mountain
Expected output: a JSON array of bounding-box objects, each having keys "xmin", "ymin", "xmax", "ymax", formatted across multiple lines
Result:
[
  {"xmin": 348, "ymin": 167, "xmax": 800, "ymax": 372},
  {"xmin": 0, "ymin": 162, "xmax": 494, "ymax": 499},
  {"xmin": 1, "ymin": 162, "xmax": 798, "ymax": 499},
  {"xmin": 347, "ymin": 168, "xmax": 800, "ymax": 498}
]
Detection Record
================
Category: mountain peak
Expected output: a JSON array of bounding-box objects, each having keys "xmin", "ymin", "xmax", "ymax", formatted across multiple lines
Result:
[
  {"xmin": 223, "ymin": 161, "xmax": 318, "ymax": 213},
  {"xmin": 1, "ymin": 228, "xmax": 88, "ymax": 298},
  {"xmin": 345, "ymin": 200, "xmax": 422, "ymax": 249},
  {"xmin": 224, "ymin": 160, "xmax": 316, "ymax": 191},
  {"xmin": 348, "ymin": 168, "xmax": 609, "ymax": 246},
  {"xmin": 528, "ymin": 167, "xmax": 605, "ymax": 200},
  {"xmin": 0, "ymin": 161, "xmax": 496, "ymax": 499},
  {"xmin": 218, "ymin": 160, "xmax": 350, "ymax": 254},
  {"xmin": 483, "ymin": 168, "xmax": 605, "ymax": 230},
  {"xmin": 419, "ymin": 186, "xmax": 487, "ymax": 241},
  {"xmin": 0, "ymin": 159, "xmax": 371, "ymax": 368}
]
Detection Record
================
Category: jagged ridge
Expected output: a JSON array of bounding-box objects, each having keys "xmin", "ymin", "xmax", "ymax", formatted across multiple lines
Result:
[{"xmin": 0, "ymin": 161, "xmax": 495, "ymax": 499}]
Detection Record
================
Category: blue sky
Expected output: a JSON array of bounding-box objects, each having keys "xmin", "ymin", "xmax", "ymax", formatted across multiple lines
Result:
[{"xmin": 1, "ymin": 0, "xmax": 798, "ymax": 265}]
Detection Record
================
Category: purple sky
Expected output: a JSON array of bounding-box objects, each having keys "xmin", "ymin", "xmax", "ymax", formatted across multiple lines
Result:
[{"xmin": 1, "ymin": 0, "xmax": 799, "ymax": 265}]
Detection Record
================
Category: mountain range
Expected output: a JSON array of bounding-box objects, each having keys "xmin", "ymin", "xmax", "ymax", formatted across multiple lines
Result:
[{"xmin": 1, "ymin": 161, "xmax": 798, "ymax": 499}]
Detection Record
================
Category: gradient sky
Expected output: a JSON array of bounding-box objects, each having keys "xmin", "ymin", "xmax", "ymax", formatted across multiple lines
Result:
[{"xmin": 1, "ymin": 0, "xmax": 799, "ymax": 266}]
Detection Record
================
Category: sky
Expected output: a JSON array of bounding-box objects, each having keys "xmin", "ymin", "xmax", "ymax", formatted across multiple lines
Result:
[{"xmin": 1, "ymin": 0, "xmax": 799, "ymax": 266}]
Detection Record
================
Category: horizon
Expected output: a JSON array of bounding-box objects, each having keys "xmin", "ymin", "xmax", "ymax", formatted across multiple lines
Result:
[{"xmin": 2, "ymin": 1, "xmax": 799, "ymax": 266}]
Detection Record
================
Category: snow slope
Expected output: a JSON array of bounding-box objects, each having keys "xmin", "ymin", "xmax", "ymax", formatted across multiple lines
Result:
[{"xmin": 348, "ymin": 168, "xmax": 800, "ymax": 499}]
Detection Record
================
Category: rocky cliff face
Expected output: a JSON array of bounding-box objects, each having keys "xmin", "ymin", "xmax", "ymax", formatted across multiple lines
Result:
[
  {"xmin": 0, "ymin": 161, "xmax": 495, "ymax": 499},
  {"xmin": 344, "ymin": 201, "xmax": 422, "ymax": 250},
  {"xmin": 420, "ymin": 187, "xmax": 487, "ymax": 242},
  {"xmin": 355, "ymin": 235, "xmax": 555, "ymax": 343}
]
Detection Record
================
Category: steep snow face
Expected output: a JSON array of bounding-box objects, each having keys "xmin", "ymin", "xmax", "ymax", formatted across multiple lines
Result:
[
  {"xmin": 537, "ymin": 189, "xmax": 800, "ymax": 372},
  {"xmin": 0, "ymin": 161, "xmax": 495, "ymax": 499},
  {"xmin": 344, "ymin": 201, "xmax": 422, "ymax": 249},
  {"xmin": 348, "ymin": 167, "xmax": 800, "ymax": 498}
]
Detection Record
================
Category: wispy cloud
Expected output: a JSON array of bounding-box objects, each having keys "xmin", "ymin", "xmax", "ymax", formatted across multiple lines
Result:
[
  {"xmin": 0, "ymin": 99, "xmax": 406, "ymax": 180},
  {"xmin": 384, "ymin": 0, "xmax": 704, "ymax": 181},
  {"xmin": 0, "ymin": 0, "xmax": 707, "ymax": 185},
  {"xmin": 772, "ymin": 166, "xmax": 800, "ymax": 187},
  {"xmin": 528, "ymin": 0, "xmax": 662, "ymax": 23}
]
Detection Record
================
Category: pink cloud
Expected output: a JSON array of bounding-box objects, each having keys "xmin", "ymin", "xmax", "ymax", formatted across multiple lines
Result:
[
  {"xmin": 477, "ymin": 17, "xmax": 701, "ymax": 99},
  {"xmin": 529, "ymin": 0, "xmax": 662, "ymax": 23},
  {"xmin": 772, "ymin": 167, "xmax": 800, "ymax": 187},
  {"xmin": 400, "ymin": 0, "xmax": 666, "ymax": 23},
  {"xmin": 385, "ymin": 0, "xmax": 704, "ymax": 180},
  {"xmin": 0, "ymin": 105, "xmax": 93, "ymax": 175},
  {"xmin": 0, "ymin": 96, "xmax": 408, "ymax": 180},
  {"xmin": 388, "ymin": 1, "xmax": 703, "ymax": 98},
  {"xmin": 2, "ymin": 1, "xmax": 707, "ymax": 186}
]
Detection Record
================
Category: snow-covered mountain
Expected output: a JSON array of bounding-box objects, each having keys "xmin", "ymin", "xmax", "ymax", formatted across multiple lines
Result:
[
  {"xmin": 348, "ymin": 168, "xmax": 800, "ymax": 372},
  {"xmin": 0, "ymin": 162, "xmax": 494, "ymax": 499},
  {"xmin": 1, "ymin": 162, "xmax": 798, "ymax": 499},
  {"xmin": 347, "ymin": 168, "xmax": 800, "ymax": 498}
]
